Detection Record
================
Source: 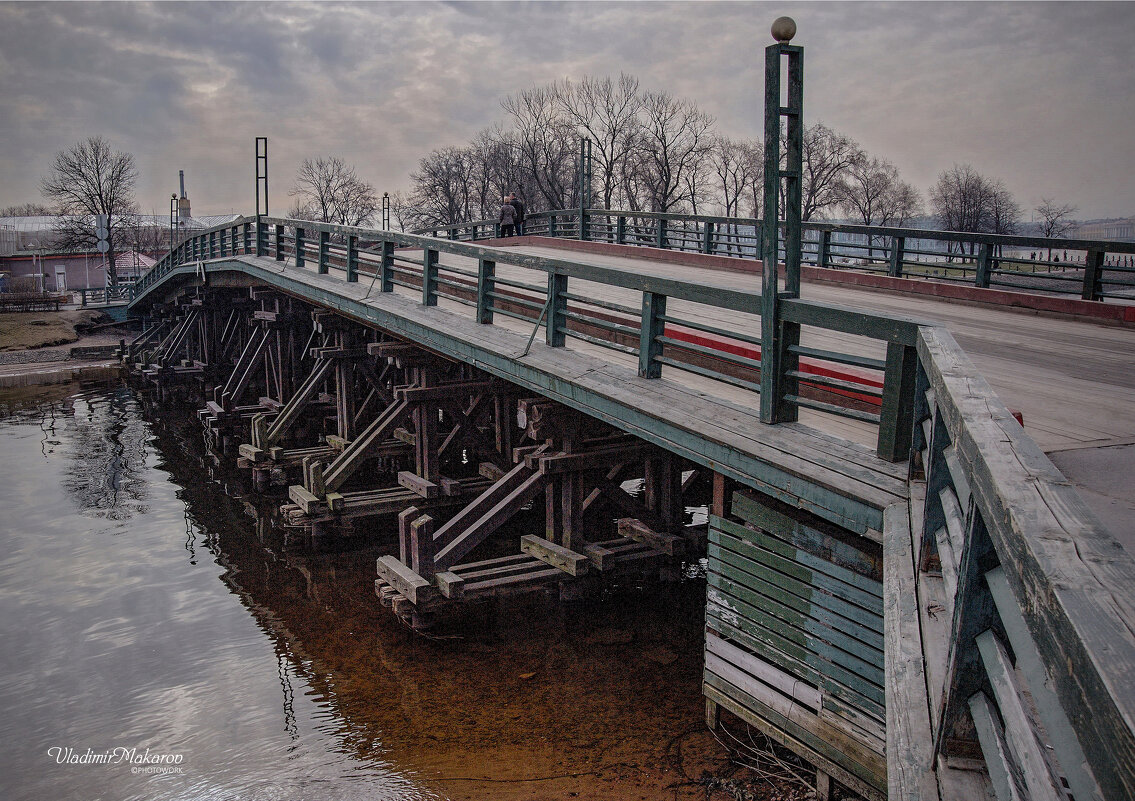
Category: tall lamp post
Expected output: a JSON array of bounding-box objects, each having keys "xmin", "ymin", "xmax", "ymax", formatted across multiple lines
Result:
[{"xmin": 759, "ymin": 16, "xmax": 803, "ymax": 424}]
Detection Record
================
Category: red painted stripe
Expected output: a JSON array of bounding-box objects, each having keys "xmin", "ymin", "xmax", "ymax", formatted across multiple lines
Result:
[{"xmin": 663, "ymin": 325, "xmax": 883, "ymax": 406}]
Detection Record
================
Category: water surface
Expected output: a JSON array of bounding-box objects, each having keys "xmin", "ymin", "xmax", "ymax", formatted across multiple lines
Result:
[{"xmin": 0, "ymin": 384, "xmax": 714, "ymax": 801}]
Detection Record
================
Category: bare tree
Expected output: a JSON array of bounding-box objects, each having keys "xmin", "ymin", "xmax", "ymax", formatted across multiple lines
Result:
[
  {"xmin": 288, "ymin": 156, "xmax": 379, "ymax": 227},
  {"xmin": 627, "ymin": 90, "xmax": 714, "ymax": 212},
  {"xmin": 557, "ymin": 74, "xmax": 643, "ymax": 209},
  {"xmin": 405, "ymin": 146, "xmax": 476, "ymax": 229},
  {"xmin": 800, "ymin": 123, "xmax": 864, "ymax": 221},
  {"xmin": 838, "ymin": 157, "xmax": 921, "ymax": 256},
  {"xmin": 707, "ymin": 137, "xmax": 763, "ymax": 253},
  {"xmin": 0, "ymin": 202, "xmax": 55, "ymax": 217},
  {"xmin": 1036, "ymin": 198, "xmax": 1078, "ymax": 260},
  {"xmin": 40, "ymin": 136, "xmax": 138, "ymax": 284},
  {"xmin": 502, "ymin": 85, "xmax": 577, "ymax": 210},
  {"xmin": 929, "ymin": 164, "xmax": 1020, "ymax": 256}
]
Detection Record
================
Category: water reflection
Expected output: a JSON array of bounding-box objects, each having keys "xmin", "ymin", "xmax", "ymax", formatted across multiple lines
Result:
[
  {"xmin": 0, "ymin": 386, "xmax": 433, "ymax": 801},
  {"xmin": 2, "ymin": 384, "xmax": 715, "ymax": 801}
]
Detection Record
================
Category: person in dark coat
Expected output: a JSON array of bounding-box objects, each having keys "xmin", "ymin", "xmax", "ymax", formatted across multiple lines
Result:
[
  {"xmin": 499, "ymin": 196, "xmax": 516, "ymax": 237},
  {"xmin": 508, "ymin": 193, "xmax": 526, "ymax": 236}
]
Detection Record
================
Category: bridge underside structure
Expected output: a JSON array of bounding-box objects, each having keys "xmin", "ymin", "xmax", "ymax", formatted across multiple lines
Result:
[{"xmin": 124, "ymin": 218, "xmax": 1135, "ymax": 801}]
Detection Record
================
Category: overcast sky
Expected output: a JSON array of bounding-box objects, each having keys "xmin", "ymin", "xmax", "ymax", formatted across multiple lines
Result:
[{"xmin": 1, "ymin": 1, "xmax": 1132, "ymax": 221}]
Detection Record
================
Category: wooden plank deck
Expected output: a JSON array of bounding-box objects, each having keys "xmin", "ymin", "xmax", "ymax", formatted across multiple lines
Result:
[{"xmin": 503, "ymin": 244, "xmax": 1135, "ymax": 453}]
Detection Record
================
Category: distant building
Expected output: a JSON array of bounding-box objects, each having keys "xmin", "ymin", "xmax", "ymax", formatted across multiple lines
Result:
[
  {"xmin": 1074, "ymin": 217, "xmax": 1135, "ymax": 242},
  {"xmin": 0, "ymin": 212, "xmax": 240, "ymax": 292}
]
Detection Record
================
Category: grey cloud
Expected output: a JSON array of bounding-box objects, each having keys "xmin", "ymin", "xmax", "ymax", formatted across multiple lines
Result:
[{"xmin": 0, "ymin": 1, "xmax": 1132, "ymax": 220}]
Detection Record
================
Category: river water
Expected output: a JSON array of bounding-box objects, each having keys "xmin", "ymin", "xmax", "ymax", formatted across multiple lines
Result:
[{"xmin": 0, "ymin": 383, "xmax": 717, "ymax": 801}]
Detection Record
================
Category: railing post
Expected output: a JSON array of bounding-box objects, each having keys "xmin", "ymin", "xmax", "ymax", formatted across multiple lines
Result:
[
  {"xmin": 477, "ymin": 258, "xmax": 496, "ymax": 324},
  {"xmin": 294, "ymin": 227, "xmax": 305, "ymax": 269},
  {"xmin": 274, "ymin": 224, "xmax": 284, "ymax": 261},
  {"xmin": 702, "ymin": 221, "xmax": 715, "ymax": 255},
  {"xmin": 546, "ymin": 272, "xmax": 567, "ymax": 347},
  {"xmin": 877, "ymin": 342, "xmax": 918, "ymax": 461},
  {"xmin": 639, "ymin": 292, "xmax": 667, "ymax": 378},
  {"xmin": 1082, "ymin": 248, "xmax": 1104, "ymax": 300},
  {"xmin": 975, "ymin": 242, "xmax": 993, "ymax": 288},
  {"xmin": 817, "ymin": 229, "xmax": 831, "ymax": 269},
  {"xmin": 243, "ymin": 222, "xmax": 252, "ymax": 254},
  {"xmin": 380, "ymin": 240, "xmax": 394, "ymax": 292},
  {"xmin": 317, "ymin": 230, "xmax": 330, "ymax": 275},
  {"xmin": 579, "ymin": 209, "xmax": 590, "ymax": 241},
  {"xmin": 256, "ymin": 219, "xmax": 267, "ymax": 257},
  {"xmin": 494, "ymin": 222, "xmax": 501, "ymax": 238},
  {"xmin": 655, "ymin": 216, "xmax": 668, "ymax": 249},
  {"xmin": 345, "ymin": 234, "xmax": 359, "ymax": 282},
  {"xmin": 547, "ymin": 212, "xmax": 557, "ymax": 238},
  {"xmin": 616, "ymin": 215, "xmax": 627, "ymax": 245},
  {"xmin": 422, "ymin": 248, "xmax": 438, "ymax": 305},
  {"xmin": 888, "ymin": 236, "xmax": 905, "ymax": 278}
]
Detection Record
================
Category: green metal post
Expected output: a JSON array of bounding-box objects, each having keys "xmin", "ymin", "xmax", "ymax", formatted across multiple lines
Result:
[
  {"xmin": 655, "ymin": 216, "xmax": 668, "ymax": 249},
  {"xmin": 579, "ymin": 137, "xmax": 592, "ymax": 241},
  {"xmin": 547, "ymin": 212, "xmax": 557, "ymax": 238},
  {"xmin": 817, "ymin": 229, "xmax": 831, "ymax": 269},
  {"xmin": 294, "ymin": 227, "xmax": 305, "ymax": 269},
  {"xmin": 477, "ymin": 258, "xmax": 496, "ymax": 324},
  {"xmin": 546, "ymin": 272, "xmax": 567, "ymax": 347},
  {"xmin": 1082, "ymin": 249, "xmax": 1103, "ymax": 300},
  {"xmin": 346, "ymin": 234, "xmax": 359, "ymax": 282},
  {"xmin": 380, "ymin": 240, "xmax": 394, "ymax": 292},
  {"xmin": 975, "ymin": 243, "xmax": 993, "ymax": 288},
  {"xmin": 317, "ymin": 230, "xmax": 330, "ymax": 275},
  {"xmin": 422, "ymin": 248, "xmax": 438, "ymax": 305},
  {"xmin": 760, "ymin": 31, "xmax": 803, "ymax": 424},
  {"xmin": 888, "ymin": 236, "xmax": 905, "ymax": 277},
  {"xmin": 274, "ymin": 224, "xmax": 284, "ymax": 262},
  {"xmin": 616, "ymin": 215, "xmax": 627, "ymax": 244},
  {"xmin": 877, "ymin": 342, "xmax": 918, "ymax": 461},
  {"xmin": 703, "ymin": 221, "xmax": 715, "ymax": 254},
  {"xmin": 639, "ymin": 292, "xmax": 667, "ymax": 378}
]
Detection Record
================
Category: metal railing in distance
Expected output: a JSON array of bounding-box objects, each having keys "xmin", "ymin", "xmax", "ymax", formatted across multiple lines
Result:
[{"xmin": 417, "ymin": 209, "xmax": 1135, "ymax": 302}]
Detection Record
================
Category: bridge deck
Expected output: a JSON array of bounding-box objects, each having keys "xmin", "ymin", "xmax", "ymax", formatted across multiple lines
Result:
[
  {"xmin": 154, "ymin": 254, "xmax": 907, "ymax": 535},
  {"xmin": 495, "ymin": 244, "xmax": 1135, "ymax": 548},
  {"xmin": 503, "ymin": 244, "xmax": 1135, "ymax": 453}
]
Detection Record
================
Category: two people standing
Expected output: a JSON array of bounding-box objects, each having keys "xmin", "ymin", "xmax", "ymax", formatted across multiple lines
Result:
[{"xmin": 499, "ymin": 192, "xmax": 526, "ymax": 237}]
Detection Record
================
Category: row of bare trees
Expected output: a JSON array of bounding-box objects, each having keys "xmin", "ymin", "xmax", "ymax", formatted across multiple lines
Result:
[{"xmin": 393, "ymin": 74, "xmax": 932, "ymax": 234}]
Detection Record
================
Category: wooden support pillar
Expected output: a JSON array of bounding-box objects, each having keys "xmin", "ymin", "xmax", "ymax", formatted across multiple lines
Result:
[
  {"xmin": 398, "ymin": 505, "xmax": 420, "ymax": 565},
  {"xmin": 495, "ymin": 395, "xmax": 516, "ymax": 459},
  {"xmin": 645, "ymin": 452, "xmax": 682, "ymax": 528},
  {"xmin": 711, "ymin": 471, "xmax": 735, "ymax": 519},
  {"xmin": 413, "ymin": 366, "xmax": 439, "ymax": 484},
  {"xmin": 411, "ymin": 515, "xmax": 436, "ymax": 579},
  {"xmin": 561, "ymin": 472, "xmax": 582, "ymax": 550},
  {"xmin": 705, "ymin": 697, "xmax": 720, "ymax": 730},
  {"xmin": 545, "ymin": 478, "xmax": 563, "ymax": 544}
]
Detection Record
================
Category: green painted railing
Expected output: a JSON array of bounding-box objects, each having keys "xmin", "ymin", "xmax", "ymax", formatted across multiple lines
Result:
[
  {"xmin": 418, "ymin": 209, "xmax": 1135, "ymax": 303},
  {"xmin": 133, "ymin": 214, "xmax": 921, "ymax": 461},
  {"xmin": 132, "ymin": 213, "xmax": 1135, "ymax": 798}
]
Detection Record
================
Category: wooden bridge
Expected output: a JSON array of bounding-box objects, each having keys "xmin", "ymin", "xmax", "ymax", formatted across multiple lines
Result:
[{"xmin": 119, "ymin": 30, "xmax": 1134, "ymax": 801}]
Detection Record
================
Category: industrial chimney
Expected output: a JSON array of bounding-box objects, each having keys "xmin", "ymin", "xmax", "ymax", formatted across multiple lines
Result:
[{"xmin": 178, "ymin": 170, "xmax": 192, "ymax": 220}]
